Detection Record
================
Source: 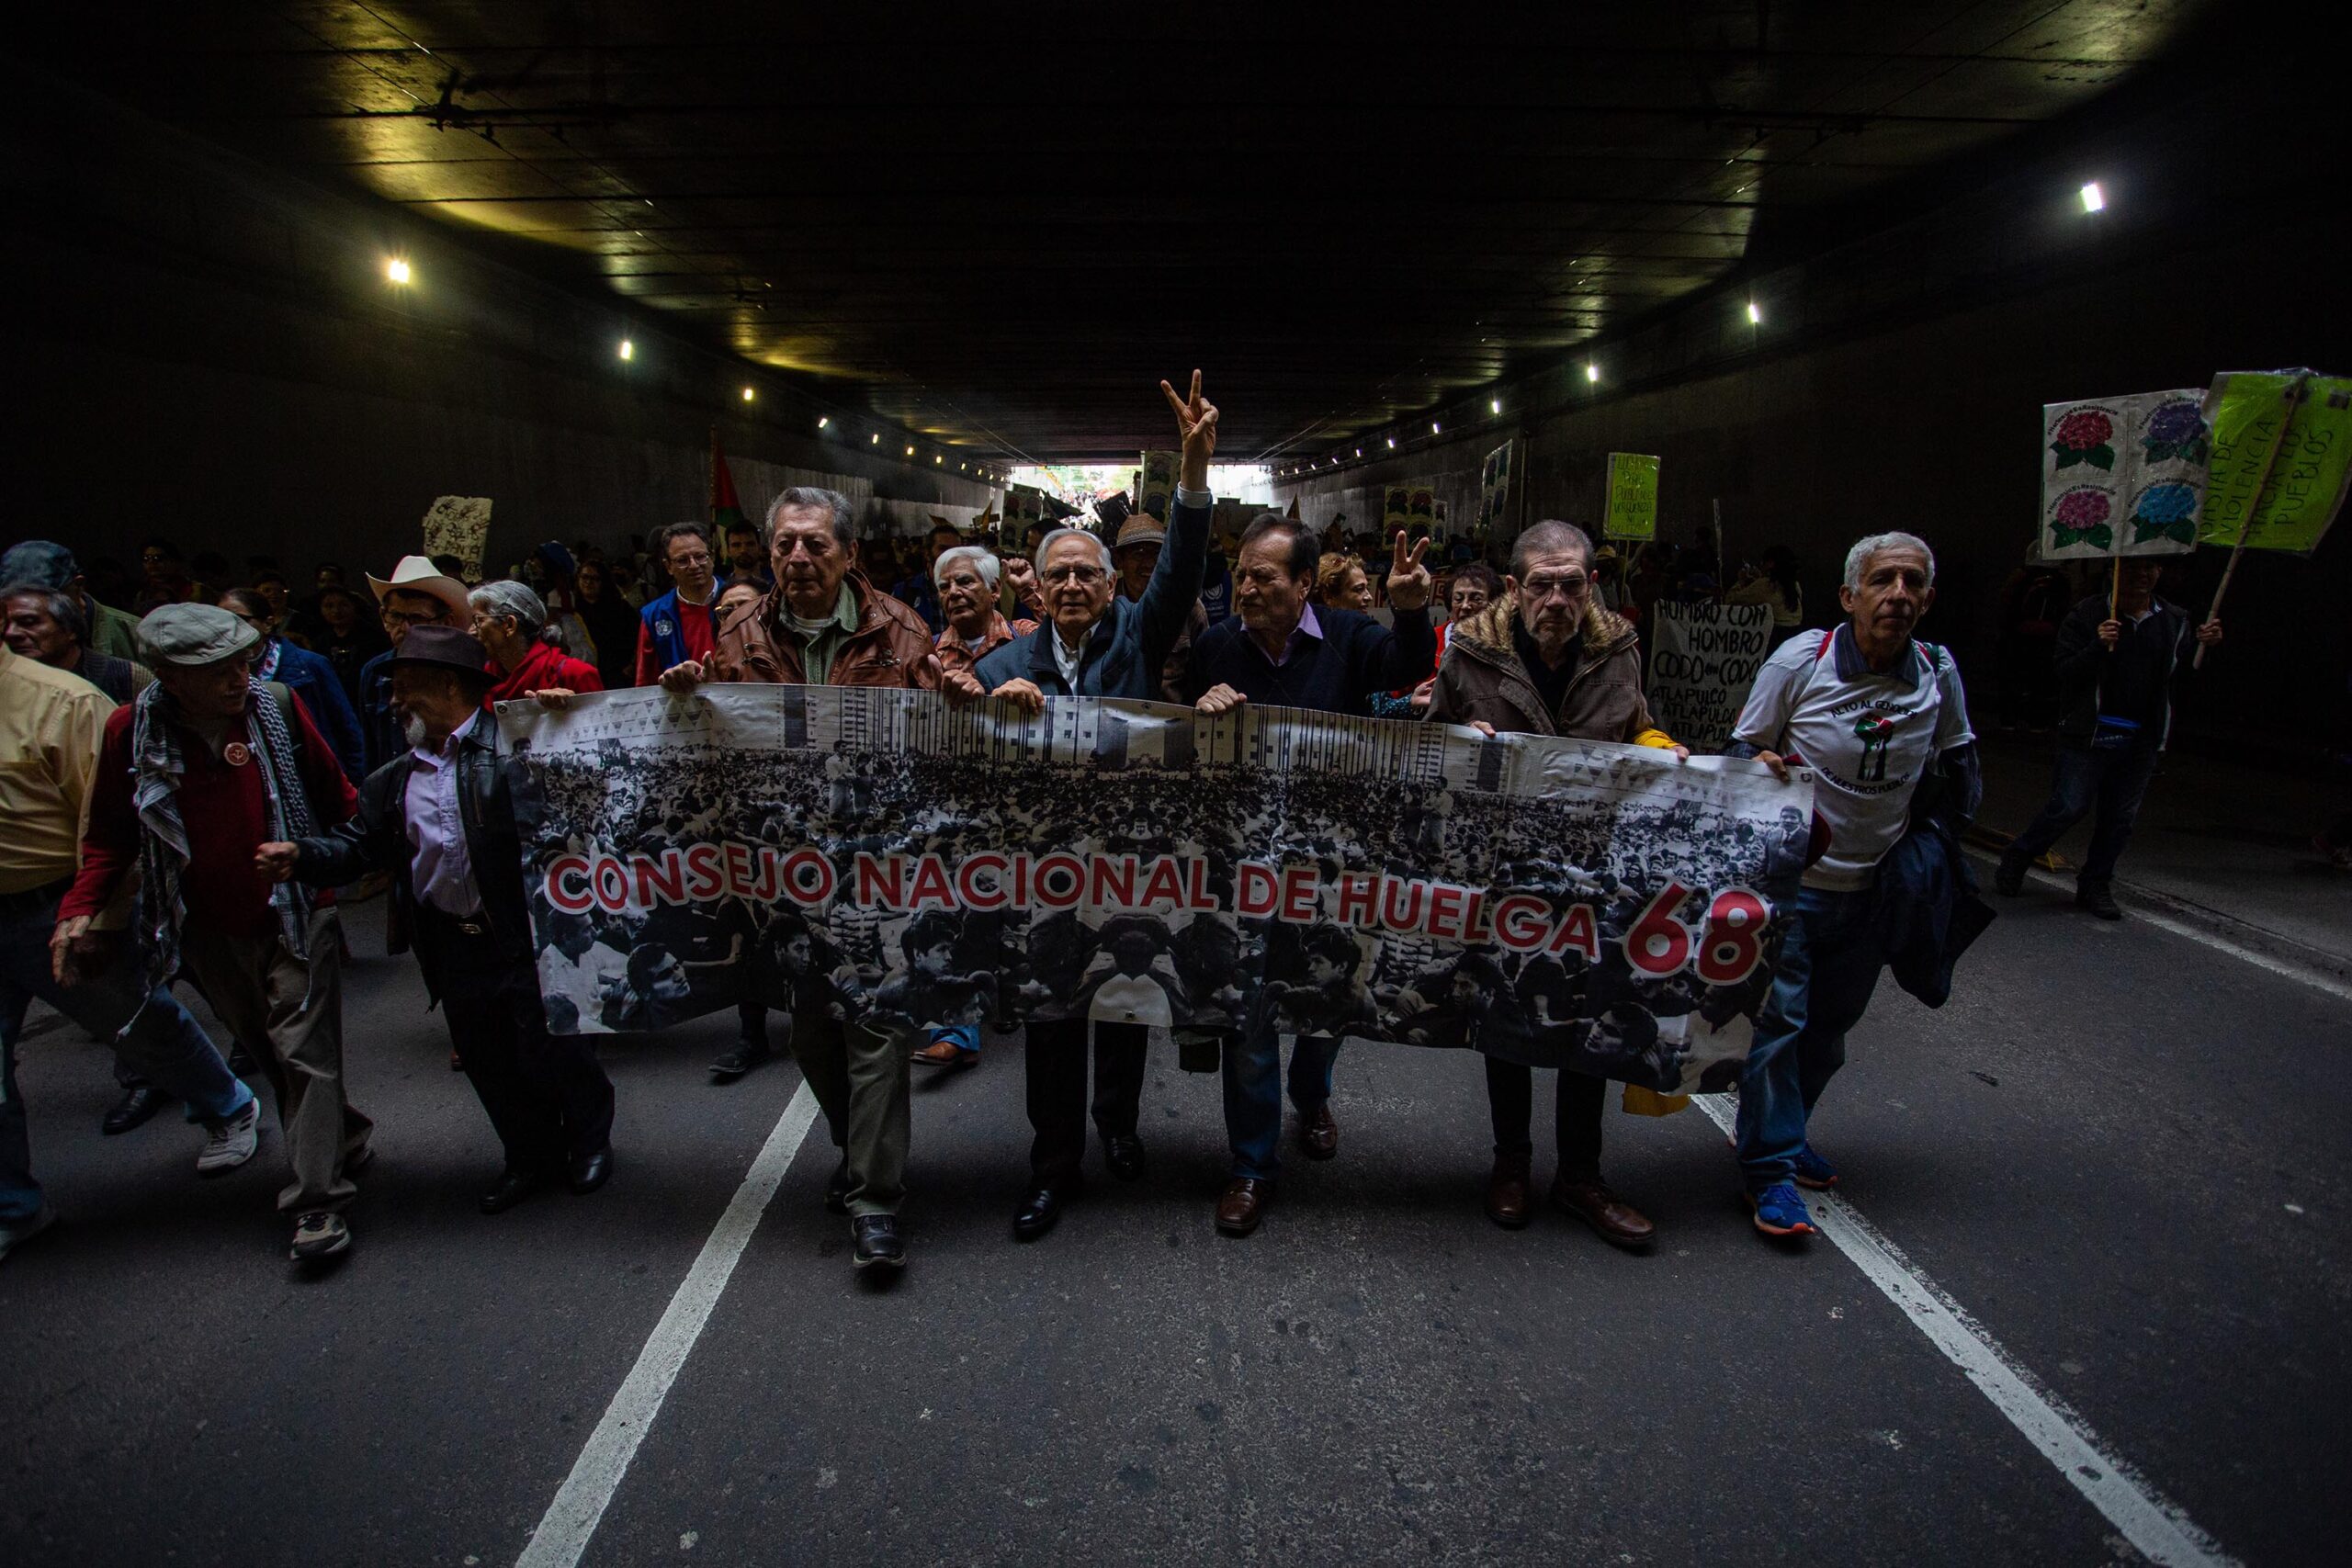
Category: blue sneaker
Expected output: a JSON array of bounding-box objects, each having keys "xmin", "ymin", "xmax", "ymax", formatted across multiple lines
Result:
[
  {"xmin": 1792, "ymin": 1144, "xmax": 1839, "ymax": 1190},
  {"xmin": 1747, "ymin": 1182, "xmax": 1816, "ymax": 1237}
]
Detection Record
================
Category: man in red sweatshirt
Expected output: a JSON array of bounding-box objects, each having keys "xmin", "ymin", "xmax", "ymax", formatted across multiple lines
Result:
[{"xmin": 55, "ymin": 603, "xmax": 370, "ymax": 1266}]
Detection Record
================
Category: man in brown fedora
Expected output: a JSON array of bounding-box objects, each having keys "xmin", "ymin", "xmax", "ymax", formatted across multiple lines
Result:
[{"xmin": 256, "ymin": 626, "xmax": 616, "ymax": 1216}]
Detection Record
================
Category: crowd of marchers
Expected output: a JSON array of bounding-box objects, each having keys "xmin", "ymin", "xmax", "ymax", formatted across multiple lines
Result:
[{"xmin": 0, "ymin": 370, "xmax": 2224, "ymax": 1273}]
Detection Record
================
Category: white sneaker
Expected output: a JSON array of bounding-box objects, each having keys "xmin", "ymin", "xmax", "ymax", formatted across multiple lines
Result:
[{"xmin": 197, "ymin": 1099, "xmax": 261, "ymax": 1175}]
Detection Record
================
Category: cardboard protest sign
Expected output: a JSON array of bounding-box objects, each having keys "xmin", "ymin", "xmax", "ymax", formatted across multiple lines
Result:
[
  {"xmin": 421, "ymin": 496, "xmax": 492, "ymax": 582},
  {"xmin": 503, "ymin": 686, "xmax": 1812, "ymax": 1092},
  {"xmin": 2198, "ymin": 370, "xmax": 2352, "ymax": 556},
  {"xmin": 2038, "ymin": 390, "xmax": 2207, "ymax": 558},
  {"xmin": 1137, "ymin": 451, "xmax": 1179, "ymax": 523},
  {"xmin": 1645, "ymin": 601, "xmax": 1773, "ymax": 754},
  {"xmin": 1384, "ymin": 484, "xmax": 1411, "ymax": 535},
  {"xmin": 1479, "ymin": 440, "xmax": 1514, "ymax": 534},
  {"xmin": 1605, "ymin": 454, "xmax": 1659, "ymax": 540}
]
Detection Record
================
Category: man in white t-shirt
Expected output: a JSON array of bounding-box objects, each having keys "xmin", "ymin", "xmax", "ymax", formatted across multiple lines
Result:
[{"xmin": 1724, "ymin": 531, "xmax": 1976, "ymax": 1239}]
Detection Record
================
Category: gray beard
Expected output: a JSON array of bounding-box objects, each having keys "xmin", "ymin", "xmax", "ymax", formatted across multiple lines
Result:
[{"xmin": 402, "ymin": 715, "xmax": 431, "ymax": 750}]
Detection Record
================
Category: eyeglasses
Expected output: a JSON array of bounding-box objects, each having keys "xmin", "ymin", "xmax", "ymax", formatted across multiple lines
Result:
[
  {"xmin": 1520, "ymin": 572, "xmax": 1589, "ymax": 601},
  {"xmin": 667, "ymin": 551, "xmax": 714, "ymax": 570},
  {"xmin": 382, "ymin": 607, "xmax": 438, "ymax": 627},
  {"xmin": 1041, "ymin": 564, "xmax": 1107, "ymax": 586}
]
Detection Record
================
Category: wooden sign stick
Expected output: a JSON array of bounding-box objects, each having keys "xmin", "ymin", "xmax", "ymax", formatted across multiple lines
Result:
[{"xmin": 2196, "ymin": 372, "xmax": 2308, "ymax": 669}]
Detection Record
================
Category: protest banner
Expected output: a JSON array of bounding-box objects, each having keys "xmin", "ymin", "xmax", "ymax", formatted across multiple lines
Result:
[
  {"xmin": 1480, "ymin": 440, "xmax": 1513, "ymax": 534},
  {"xmin": 1645, "ymin": 601, "xmax": 1773, "ymax": 754},
  {"xmin": 1137, "ymin": 450, "xmax": 1179, "ymax": 523},
  {"xmin": 2038, "ymin": 389, "xmax": 2208, "ymax": 560},
  {"xmin": 420, "ymin": 496, "xmax": 492, "ymax": 582},
  {"xmin": 502, "ymin": 687, "xmax": 1814, "ymax": 1093},
  {"xmin": 2198, "ymin": 369, "xmax": 2352, "ymax": 556},
  {"xmin": 1605, "ymin": 454, "xmax": 1659, "ymax": 540}
]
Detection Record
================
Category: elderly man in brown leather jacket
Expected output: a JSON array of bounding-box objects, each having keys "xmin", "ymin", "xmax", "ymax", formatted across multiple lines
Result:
[
  {"xmin": 656, "ymin": 487, "xmax": 939, "ymax": 1276},
  {"xmin": 1426, "ymin": 519, "xmax": 1686, "ymax": 1253}
]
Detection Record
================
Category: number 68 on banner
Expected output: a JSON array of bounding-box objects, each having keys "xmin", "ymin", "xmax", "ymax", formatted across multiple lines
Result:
[{"xmin": 1623, "ymin": 881, "xmax": 1774, "ymax": 985}]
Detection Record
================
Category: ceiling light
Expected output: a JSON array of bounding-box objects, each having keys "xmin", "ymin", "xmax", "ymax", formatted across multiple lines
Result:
[
  {"xmin": 1746, "ymin": 300, "xmax": 1761, "ymax": 324},
  {"xmin": 2080, "ymin": 181, "xmax": 2105, "ymax": 213},
  {"xmin": 871, "ymin": 433, "xmax": 880, "ymax": 444},
  {"xmin": 1489, "ymin": 398, "xmax": 1500, "ymax": 414},
  {"xmin": 1431, "ymin": 422, "xmax": 1442, "ymax": 434},
  {"xmin": 905, "ymin": 444, "xmax": 915, "ymax": 457},
  {"xmin": 616, "ymin": 339, "xmax": 634, "ymax": 360},
  {"xmin": 1586, "ymin": 362, "xmax": 1600, "ymax": 383},
  {"xmin": 385, "ymin": 257, "xmax": 411, "ymax": 285},
  {"xmin": 1385, "ymin": 436, "xmax": 1396, "ymax": 449},
  {"xmin": 741, "ymin": 386, "xmax": 755, "ymax": 401},
  {"xmin": 1354, "ymin": 448, "xmax": 1363, "ymax": 457},
  {"xmin": 818, "ymin": 415, "xmax": 830, "ymax": 428},
  {"xmin": 934, "ymin": 455, "xmax": 943, "ymax": 464}
]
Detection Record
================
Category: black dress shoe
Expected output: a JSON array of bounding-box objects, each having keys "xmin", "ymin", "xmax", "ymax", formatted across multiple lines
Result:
[
  {"xmin": 1102, "ymin": 1134, "xmax": 1147, "ymax": 1180},
  {"xmin": 479, "ymin": 1168, "xmax": 543, "ymax": 1214},
  {"xmin": 823, "ymin": 1155, "xmax": 852, "ymax": 1214},
  {"xmin": 101, "ymin": 1085, "xmax": 169, "ymax": 1136},
  {"xmin": 708, "ymin": 1043, "xmax": 771, "ymax": 1082},
  {"xmin": 2076, "ymin": 885, "xmax": 2124, "ymax": 920},
  {"xmin": 1013, "ymin": 1183, "xmax": 1075, "ymax": 1241},
  {"xmin": 566, "ymin": 1146, "xmax": 614, "ymax": 1194},
  {"xmin": 852, "ymin": 1214, "xmax": 906, "ymax": 1271},
  {"xmin": 1992, "ymin": 857, "xmax": 2027, "ymax": 897}
]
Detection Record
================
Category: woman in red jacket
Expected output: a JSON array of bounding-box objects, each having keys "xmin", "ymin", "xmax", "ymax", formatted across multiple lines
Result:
[{"xmin": 468, "ymin": 581, "xmax": 604, "ymax": 709}]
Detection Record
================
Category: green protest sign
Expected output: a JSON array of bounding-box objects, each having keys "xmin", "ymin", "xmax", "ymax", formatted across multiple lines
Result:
[
  {"xmin": 2198, "ymin": 370, "xmax": 2352, "ymax": 556},
  {"xmin": 1606, "ymin": 453, "xmax": 1659, "ymax": 540}
]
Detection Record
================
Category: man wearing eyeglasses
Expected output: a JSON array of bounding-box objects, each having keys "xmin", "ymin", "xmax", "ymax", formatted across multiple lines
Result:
[
  {"xmin": 1425, "ymin": 519, "xmax": 1687, "ymax": 1250},
  {"xmin": 359, "ymin": 556, "xmax": 473, "ymax": 774},
  {"xmin": 952, "ymin": 372, "xmax": 1217, "ymax": 1244},
  {"xmin": 633, "ymin": 523, "xmax": 723, "ymax": 689}
]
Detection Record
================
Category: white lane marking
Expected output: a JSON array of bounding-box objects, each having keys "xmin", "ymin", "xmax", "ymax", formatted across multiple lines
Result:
[
  {"xmin": 1973, "ymin": 852, "xmax": 2352, "ymax": 1005},
  {"xmin": 1693, "ymin": 1095, "xmax": 2238, "ymax": 1567},
  {"xmin": 516, "ymin": 1082, "xmax": 823, "ymax": 1568}
]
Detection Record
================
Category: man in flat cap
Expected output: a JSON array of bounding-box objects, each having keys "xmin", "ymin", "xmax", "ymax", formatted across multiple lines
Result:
[
  {"xmin": 256, "ymin": 627, "xmax": 615, "ymax": 1213},
  {"xmin": 56, "ymin": 604, "xmax": 370, "ymax": 1266}
]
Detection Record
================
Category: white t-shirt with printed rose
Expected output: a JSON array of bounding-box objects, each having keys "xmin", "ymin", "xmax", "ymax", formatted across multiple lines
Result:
[{"xmin": 1732, "ymin": 626, "xmax": 1973, "ymax": 893}]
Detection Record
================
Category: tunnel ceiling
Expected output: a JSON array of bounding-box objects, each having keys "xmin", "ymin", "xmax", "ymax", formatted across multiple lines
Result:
[{"xmin": 13, "ymin": 2, "xmax": 2218, "ymax": 463}]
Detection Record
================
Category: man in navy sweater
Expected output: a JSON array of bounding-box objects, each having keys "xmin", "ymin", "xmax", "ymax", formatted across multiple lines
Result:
[{"xmin": 1182, "ymin": 515, "xmax": 1435, "ymax": 1235}]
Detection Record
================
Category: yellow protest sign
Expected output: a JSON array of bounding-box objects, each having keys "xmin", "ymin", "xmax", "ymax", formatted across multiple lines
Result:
[
  {"xmin": 1605, "ymin": 453, "xmax": 1659, "ymax": 540},
  {"xmin": 2198, "ymin": 370, "xmax": 2352, "ymax": 555}
]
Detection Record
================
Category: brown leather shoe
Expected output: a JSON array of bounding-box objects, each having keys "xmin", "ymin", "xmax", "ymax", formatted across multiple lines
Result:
[
  {"xmin": 910, "ymin": 1039, "xmax": 978, "ymax": 1068},
  {"xmin": 1485, "ymin": 1152, "xmax": 1532, "ymax": 1229},
  {"xmin": 1216, "ymin": 1178, "xmax": 1273, "ymax": 1236},
  {"xmin": 1552, "ymin": 1176, "xmax": 1656, "ymax": 1248},
  {"xmin": 1298, "ymin": 1103, "xmax": 1339, "ymax": 1160}
]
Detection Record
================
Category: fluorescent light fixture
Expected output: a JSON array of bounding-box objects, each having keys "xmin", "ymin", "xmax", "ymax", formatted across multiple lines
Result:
[
  {"xmin": 818, "ymin": 415, "xmax": 830, "ymax": 428},
  {"xmin": 1489, "ymin": 398, "xmax": 1500, "ymax": 414},
  {"xmin": 1586, "ymin": 361, "xmax": 1600, "ymax": 383},
  {"xmin": 870, "ymin": 433, "xmax": 880, "ymax": 444},
  {"xmin": 2080, "ymin": 181, "xmax": 2105, "ymax": 212},
  {"xmin": 1385, "ymin": 436, "xmax": 1396, "ymax": 449},
  {"xmin": 1746, "ymin": 300, "xmax": 1761, "ymax": 324},
  {"xmin": 741, "ymin": 386, "xmax": 755, "ymax": 401},
  {"xmin": 934, "ymin": 454, "xmax": 943, "ymax": 464},
  {"xmin": 617, "ymin": 338, "xmax": 634, "ymax": 360},
  {"xmin": 905, "ymin": 444, "xmax": 915, "ymax": 457},
  {"xmin": 385, "ymin": 257, "xmax": 411, "ymax": 284},
  {"xmin": 1431, "ymin": 422, "xmax": 1442, "ymax": 434},
  {"xmin": 1354, "ymin": 448, "xmax": 1363, "ymax": 457}
]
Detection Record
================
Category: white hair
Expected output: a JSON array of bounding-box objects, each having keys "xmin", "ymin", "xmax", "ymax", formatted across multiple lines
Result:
[
  {"xmin": 1843, "ymin": 531, "xmax": 1936, "ymax": 591},
  {"xmin": 469, "ymin": 579, "xmax": 547, "ymax": 635},
  {"xmin": 1035, "ymin": 526, "xmax": 1112, "ymax": 574},
  {"xmin": 933, "ymin": 545, "xmax": 1001, "ymax": 590}
]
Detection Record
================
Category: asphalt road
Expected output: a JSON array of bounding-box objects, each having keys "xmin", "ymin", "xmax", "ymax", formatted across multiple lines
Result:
[{"xmin": 2, "ymin": 890, "xmax": 2344, "ymax": 1566}]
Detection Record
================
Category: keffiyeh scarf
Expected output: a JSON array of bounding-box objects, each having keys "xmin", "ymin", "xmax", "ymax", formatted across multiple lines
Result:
[{"xmin": 130, "ymin": 677, "xmax": 319, "ymax": 992}]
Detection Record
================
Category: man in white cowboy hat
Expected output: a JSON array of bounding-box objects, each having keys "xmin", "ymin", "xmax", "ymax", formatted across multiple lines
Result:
[
  {"xmin": 57, "ymin": 604, "xmax": 372, "ymax": 1266},
  {"xmin": 359, "ymin": 556, "xmax": 471, "ymax": 774}
]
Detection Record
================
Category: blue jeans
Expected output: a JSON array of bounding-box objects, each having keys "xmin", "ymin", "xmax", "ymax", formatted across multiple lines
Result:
[
  {"xmin": 1735, "ymin": 886, "xmax": 1882, "ymax": 1192},
  {"xmin": 1221, "ymin": 1029, "xmax": 1340, "ymax": 1180},
  {"xmin": 2004, "ymin": 738, "xmax": 2162, "ymax": 891},
  {"xmin": 2, "ymin": 891, "xmax": 254, "ymax": 1222},
  {"xmin": 929, "ymin": 1025, "xmax": 979, "ymax": 1054}
]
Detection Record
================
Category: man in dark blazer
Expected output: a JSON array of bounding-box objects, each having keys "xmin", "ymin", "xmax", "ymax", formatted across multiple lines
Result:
[{"xmin": 255, "ymin": 626, "xmax": 614, "ymax": 1214}]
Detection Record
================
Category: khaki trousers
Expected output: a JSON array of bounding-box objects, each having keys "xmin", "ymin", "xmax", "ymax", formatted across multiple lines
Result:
[{"xmin": 786, "ymin": 1009, "xmax": 911, "ymax": 1216}]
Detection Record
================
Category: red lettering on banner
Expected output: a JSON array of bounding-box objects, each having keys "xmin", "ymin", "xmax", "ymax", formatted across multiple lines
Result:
[
  {"xmin": 1462, "ymin": 890, "xmax": 1492, "ymax": 943},
  {"xmin": 751, "ymin": 850, "xmax": 781, "ymax": 904},
  {"xmin": 1278, "ymin": 864, "xmax": 1318, "ymax": 924},
  {"xmin": 1623, "ymin": 881, "xmax": 1695, "ymax": 977},
  {"xmin": 1548, "ymin": 903, "xmax": 1600, "ymax": 963},
  {"xmin": 547, "ymin": 855, "xmax": 594, "ymax": 914},
  {"xmin": 1035, "ymin": 852, "xmax": 1086, "ymax": 910},
  {"xmin": 720, "ymin": 842, "xmax": 754, "ymax": 899},
  {"xmin": 1380, "ymin": 874, "xmax": 1425, "ymax": 932},
  {"xmin": 780, "ymin": 848, "xmax": 833, "ymax": 906},
  {"xmin": 592, "ymin": 855, "xmax": 629, "ymax": 913},
  {"xmin": 1238, "ymin": 862, "xmax": 1280, "ymax": 918},
  {"xmin": 1696, "ymin": 888, "xmax": 1771, "ymax": 984},
  {"xmin": 1186, "ymin": 857, "xmax": 1217, "ymax": 910},
  {"xmin": 908, "ymin": 853, "xmax": 956, "ymax": 910},
  {"xmin": 1336, "ymin": 873, "xmax": 1377, "ymax": 928},
  {"xmin": 1091, "ymin": 853, "xmax": 1137, "ymax": 908},
  {"xmin": 1011, "ymin": 853, "xmax": 1031, "ymax": 908},
  {"xmin": 1424, "ymin": 884, "xmax": 1466, "ymax": 941},
  {"xmin": 684, "ymin": 842, "xmax": 724, "ymax": 900},
  {"xmin": 1492, "ymin": 894, "xmax": 1551, "ymax": 952},
  {"xmin": 1137, "ymin": 856, "xmax": 1185, "ymax": 909},
  {"xmin": 956, "ymin": 853, "xmax": 1009, "ymax": 911},
  {"xmin": 855, "ymin": 852, "xmax": 904, "ymax": 908},
  {"xmin": 635, "ymin": 849, "xmax": 686, "ymax": 907}
]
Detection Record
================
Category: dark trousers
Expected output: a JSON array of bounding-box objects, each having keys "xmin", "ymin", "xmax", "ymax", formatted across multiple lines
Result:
[
  {"xmin": 1024, "ymin": 1018, "xmax": 1148, "ymax": 1187},
  {"xmin": 2004, "ymin": 738, "xmax": 2162, "ymax": 892},
  {"xmin": 418, "ymin": 911, "xmax": 614, "ymax": 1172},
  {"xmin": 1484, "ymin": 1057, "xmax": 1604, "ymax": 1181}
]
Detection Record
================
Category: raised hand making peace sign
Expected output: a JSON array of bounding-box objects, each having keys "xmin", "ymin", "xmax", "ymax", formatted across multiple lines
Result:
[
  {"xmin": 1159, "ymin": 368, "xmax": 1219, "ymax": 491},
  {"xmin": 1384, "ymin": 529, "xmax": 1434, "ymax": 612}
]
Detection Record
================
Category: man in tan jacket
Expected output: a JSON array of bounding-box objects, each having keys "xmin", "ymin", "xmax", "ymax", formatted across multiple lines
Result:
[
  {"xmin": 1426, "ymin": 519, "xmax": 1684, "ymax": 1251},
  {"xmin": 657, "ymin": 487, "xmax": 938, "ymax": 1275}
]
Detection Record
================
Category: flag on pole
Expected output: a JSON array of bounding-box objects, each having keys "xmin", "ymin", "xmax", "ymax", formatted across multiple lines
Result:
[{"xmin": 711, "ymin": 431, "xmax": 747, "ymax": 533}]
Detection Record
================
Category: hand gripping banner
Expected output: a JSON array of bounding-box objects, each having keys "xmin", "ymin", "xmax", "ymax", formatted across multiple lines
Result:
[{"xmin": 501, "ymin": 687, "xmax": 1815, "ymax": 1095}]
